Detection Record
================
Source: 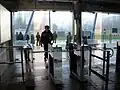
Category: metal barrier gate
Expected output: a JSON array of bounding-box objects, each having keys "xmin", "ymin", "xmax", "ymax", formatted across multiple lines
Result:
[
  {"xmin": 33, "ymin": 46, "xmax": 63, "ymax": 85},
  {"xmin": 32, "ymin": 44, "xmax": 86, "ymax": 84},
  {"xmin": 68, "ymin": 43, "xmax": 86, "ymax": 82},
  {"xmin": 0, "ymin": 46, "xmax": 25, "ymax": 82},
  {"xmin": 88, "ymin": 43, "xmax": 114, "ymax": 89}
]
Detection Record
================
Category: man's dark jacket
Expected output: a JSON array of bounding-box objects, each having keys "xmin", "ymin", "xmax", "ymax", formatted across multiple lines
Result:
[{"xmin": 40, "ymin": 30, "xmax": 53, "ymax": 44}]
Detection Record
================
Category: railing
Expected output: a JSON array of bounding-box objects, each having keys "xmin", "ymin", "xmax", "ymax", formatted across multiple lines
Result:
[
  {"xmin": 91, "ymin": 43, "xmax": 114, "ymax": 75},
  {"xmin": 89, "ymin": 44, "xmax": 111, "ymax": 89},
  {"xmin": 92, "ymin": 44, "xmax": 114, "ymax": 58},
  {"xmin": 0, "ymin": 46, "xmax": 24, "ymax": 82}
]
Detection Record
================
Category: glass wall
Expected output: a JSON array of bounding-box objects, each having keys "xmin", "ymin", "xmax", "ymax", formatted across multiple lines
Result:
[
  {"xmin": 12, "ymin": 11, "xmax": 73, "ymax": 49},
  {"xmin": 33, "ymin": 11, "xmax": 49, "ymax": 35},
  {"xmin": 82, "ymin": 12, "xmax": 120, "ymax": 44},
  {"xmin": 82, "ymin": 12, "xmax": 96, "ymax": 39},
  {"xmin": 102, "ymin": 13, "xmax": 120, "ymax": 43},
  {"xmin": 12, "ymin": 11, "xmax": 34, "ymax": 46},
  {"xmin": 82, "ymin": 12, "xmax": 120, "ymax": 65},
  {"xmin": 50, "ymin": 11, "xmax": 73, "ymax": 49}
]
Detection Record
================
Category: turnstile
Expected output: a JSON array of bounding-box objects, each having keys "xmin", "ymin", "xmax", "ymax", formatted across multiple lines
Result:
[
  {"xmin": 69, "ymin": 43, "xmax": 89, "ymax": 82},
  {"xmin": 48, "ymin": 45, "xmax": 63, "ymax": 85}
]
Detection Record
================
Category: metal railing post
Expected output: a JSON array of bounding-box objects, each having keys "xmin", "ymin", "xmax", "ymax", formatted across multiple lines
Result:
[
  {"xmin": 106, "ymin": 51, "xmax": 110, "ymax": 80},
  {"xmin": 103, "ymin": 43, "xmax": 106, "ymax": 75},
  {"xmin": 31, "ymin": 49, "xmax": 34, "ymax": 63},
  {"xmin": 80, "ymin": 46, "xmax": 84, "ymax": 81},
  {"xmin": 20, "ymin": 47, "xmax": 24, "ymax": 82},
  {"xmin": 89, "ymin": 47, "xmax": 92, "ymax": 76},
  {"xmin": 105, "ymin": 51, "xmax": 110, "ymax": 89}
]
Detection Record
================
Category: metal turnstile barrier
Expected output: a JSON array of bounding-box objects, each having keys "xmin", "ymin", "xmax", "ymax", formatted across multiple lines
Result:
[
  {"xmin": 0, "ymin": 46, "xmax": 25, "ymax": 82},
  {"xmin": 32, "ymin": 44, "xmax": 86, "ymax": 85},
  {"xmin": 32, "ymin": 45, "xmax": 63, "ymax": 85},
  {"xmin": 68, "ymin": 43, "xmax": 87, "ymax": 82},
  {"xmin": 89, "ymin": 44, "xmax": 111, "ymax": 89}
]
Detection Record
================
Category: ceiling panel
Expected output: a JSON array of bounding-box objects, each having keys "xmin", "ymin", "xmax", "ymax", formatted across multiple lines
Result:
[
  {"xmin": 2, "ymin": 0, "xmax": 120, "ymax": 12},
  {"xmin": 81, "ymin": 0, "xmax": 120, "ymax": 3},
  {"xmin": 37, "ymin": 0, "xmax": 120, "ymax": 3},
  {"xmin": 37, "ymin": 0, "xmax": 74, "ymax": 1}
]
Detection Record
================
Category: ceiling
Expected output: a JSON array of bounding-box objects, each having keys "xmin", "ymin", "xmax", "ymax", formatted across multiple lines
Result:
[{"xmin": 1, "ymin": 0, "xmax": 120, "ymax": 13}]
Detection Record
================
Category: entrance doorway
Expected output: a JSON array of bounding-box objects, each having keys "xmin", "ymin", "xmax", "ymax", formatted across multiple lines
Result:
[
  {"xmin": 11, "ymin": 10, "xmax": 73, "ymax": 87},
  {"xmin": 12, "ymin": 11, "xmax": 73, "ymax": 49}
]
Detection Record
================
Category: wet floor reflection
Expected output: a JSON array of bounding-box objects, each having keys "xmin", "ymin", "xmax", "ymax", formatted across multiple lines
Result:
[{"xmin": 25, "ymin": 62, "xmax": 35, "ymax": 90}]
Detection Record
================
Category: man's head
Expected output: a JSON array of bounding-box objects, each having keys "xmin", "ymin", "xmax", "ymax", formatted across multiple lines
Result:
[
  {"xmin": 45, "ymin": 25, "xmax": 50, "ymax": 32},
  {"xmin": 68, "ymin": 32, "xmax": 71, "ymax": 35},
  {"xmin": 37, "ymin": 32, "xmax": 39, "ymax": 35}
]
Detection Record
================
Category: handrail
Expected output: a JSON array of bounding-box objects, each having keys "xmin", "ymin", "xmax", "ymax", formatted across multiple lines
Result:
[
  {"xmin": 32, "ymin": 49, "xmax": 82, "ymax": 53},
  {"xmin": 106, "ymin": 48, "xmax": 114, "ymax": 57},
  {"xmin": 89, "ymin": 46, "xmax": 114, "ymax": 58},
  {"xmin": 90, "ymin": 47, "xmax": 106, "ymax": 52},
  {"xmin": 0, "ymin": 61, "xmax": 22, "ymax": 64},
  {"xmin": 0, "ymin": 46, "xmax": 23, "ymax": 48},
  {"xmin": 91, "ymin": 54, "xmax": 107, "ymax": 61}
]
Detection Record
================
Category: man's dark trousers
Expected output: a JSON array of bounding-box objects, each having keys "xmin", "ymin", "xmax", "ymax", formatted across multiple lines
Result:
[{"xmin": 44, "ymin": 43, "xmax": 48, "ymax": 61}]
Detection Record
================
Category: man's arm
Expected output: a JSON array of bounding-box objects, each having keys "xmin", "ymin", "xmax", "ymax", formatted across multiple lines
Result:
[{"xmin": 40, "ymin": 33, "xmax": 43, "ymax": 43}]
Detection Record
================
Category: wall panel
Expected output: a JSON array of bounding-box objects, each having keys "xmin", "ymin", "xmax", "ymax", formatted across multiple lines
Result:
[{"xmin": 0, "ymin": 4, "xmax": 11, "ymax": 44}]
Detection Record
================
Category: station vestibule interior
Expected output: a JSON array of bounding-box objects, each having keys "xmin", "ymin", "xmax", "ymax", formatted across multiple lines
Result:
[{"xmin": 1, "ymin": 2, "xmax": 120, "ymax": 90}]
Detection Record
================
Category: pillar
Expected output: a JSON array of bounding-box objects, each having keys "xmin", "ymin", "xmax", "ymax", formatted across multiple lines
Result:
[
  {"xmin": 75, "ymin": 1, "xmax": 82, "ymax": 45},
  {"xmin": 49, "ymin": 11, "xmax": 51, "ymax": 30},
  {"xmin": 72, "ymin": 12, "xmax": 75, "ymax": 42},
  {"xmin": 9, "ymin": 11, "xmax": 14, "ymax": 62}
]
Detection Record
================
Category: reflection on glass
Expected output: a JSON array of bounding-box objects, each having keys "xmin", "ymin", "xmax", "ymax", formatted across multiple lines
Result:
[{"xmin": 82, "ymin": 12, "xmax": 120, "ymax": 44}]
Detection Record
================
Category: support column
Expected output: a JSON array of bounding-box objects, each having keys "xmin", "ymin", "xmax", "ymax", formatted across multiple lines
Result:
[
  {"xmin": 78, "ymin": 13, "xmax": 81, "ymax": 45},
  {"xmin": 49, "ymin": 11, "xmax": 51, "ymax": 31},
  {"xmin": 72, "ymin": 12, "xmax": 75, "ymax": 42},
  {"xmin": 9, "ymin": 12, "xmax": 14, "ymax": 62},
  {"xmin": 75, "ymin": 1, "xmax": 85, "ymax": 82},
  {"xmin": 75, "ymin": 1, "xmax": 81, "ymax": 45}
]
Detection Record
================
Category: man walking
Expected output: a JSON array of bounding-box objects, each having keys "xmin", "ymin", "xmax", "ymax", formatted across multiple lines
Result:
[{"xmin": 40, "ymin": 25, "xmax": 53, "ymax": 62}]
